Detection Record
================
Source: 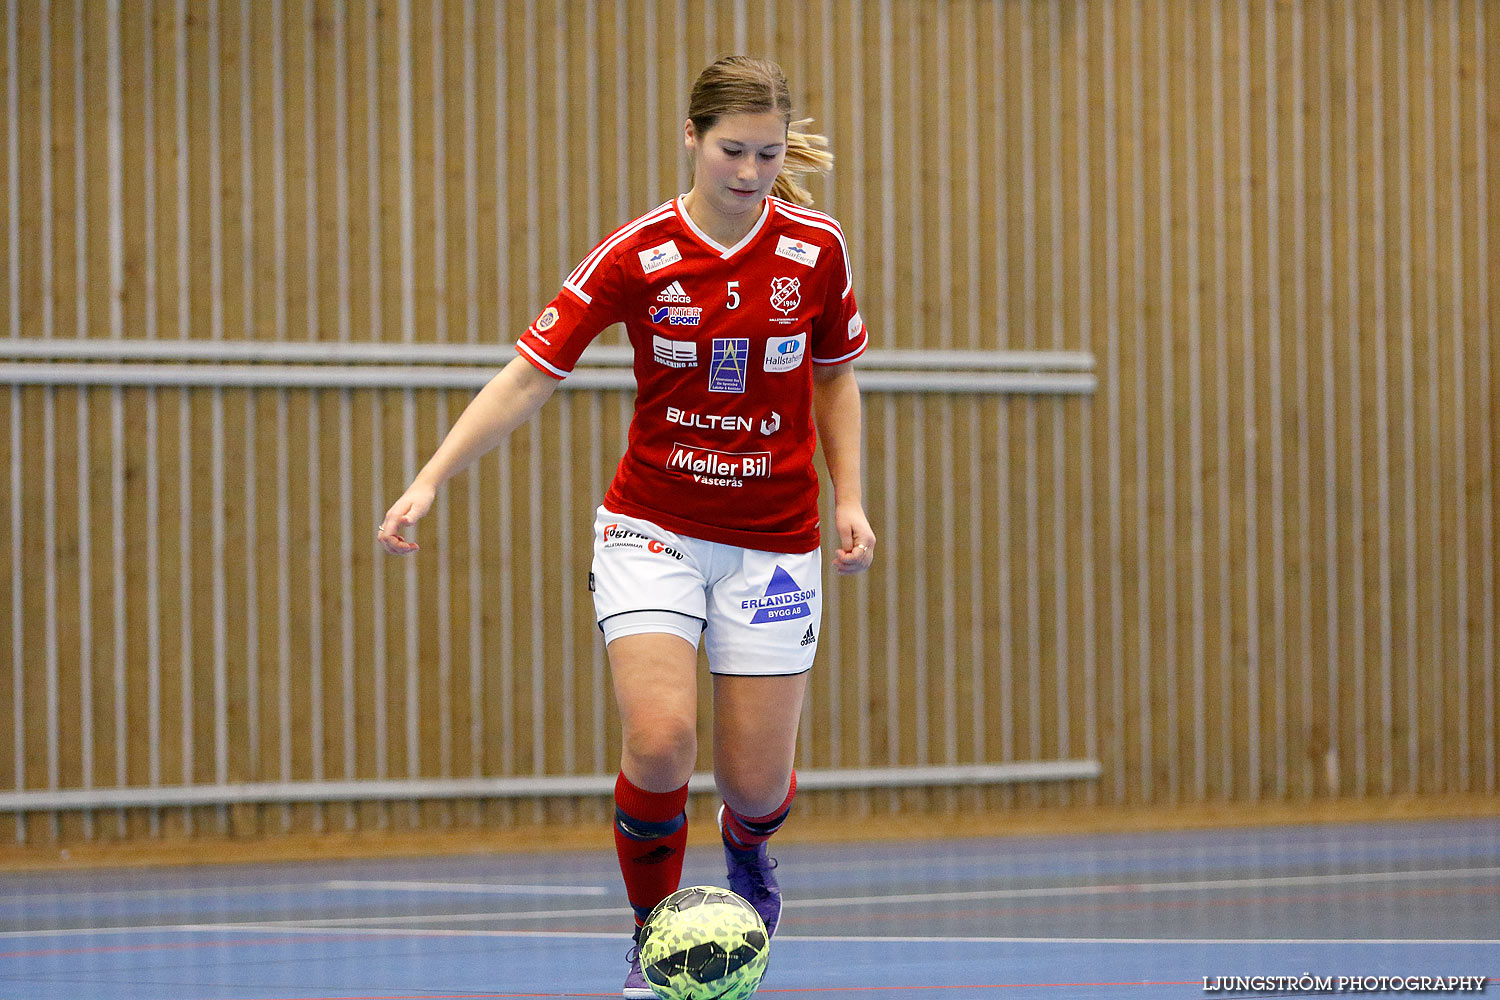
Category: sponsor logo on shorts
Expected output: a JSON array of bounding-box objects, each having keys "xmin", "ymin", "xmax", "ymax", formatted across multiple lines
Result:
[
  {"xmin": 649, "ymin": 304, "xmax": 702, "ymax": 326},
  {"xmin": 601, "ymin": 523, "xmax": 685, "ymax": 560},
  {"xmin": 800, "ymin": 623, "xmax": 816, "ymax": 646},
  {"xmin": 709, "ymin": 338, "xmax": 749, "ymax": 393},
  {"xmin": 775, "ymin": 235, "xmax": 821, "ymax": 267},
  {"xmin": 652, "ymin": 335, "xmax": 698, "ymax": 368},
  {"xmin": 743, "ymin": 565, "xmax": 816, "ymax": 624},
  {"xmin": 639, "ymin": 240, "xmax": 682, "ymax": 274},
  {"xmin": 667, "ymin": 442, "xmax": 771, "ymax": 487},
  {"xmin": 763, "ymin": 333, "xmax": 806, "ymax": 372},
  {"xmin": 655, "ymin": 281, "xmax": 692, "ymax": 303}
]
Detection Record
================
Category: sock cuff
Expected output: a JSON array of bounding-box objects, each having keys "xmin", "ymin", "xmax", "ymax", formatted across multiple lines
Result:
[
  {"xmin": 614, "ymin": 771, "xmax": 690, "ymax": 823},
  {"xmin": 731, "ymin": 769, "xmax": 797, "ymax": 825}
]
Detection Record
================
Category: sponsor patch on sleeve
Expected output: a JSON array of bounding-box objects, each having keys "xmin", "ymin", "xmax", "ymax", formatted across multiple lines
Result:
[{"xmin": 848, "ymin": 311, "xmax": 864, "ymax": 340}]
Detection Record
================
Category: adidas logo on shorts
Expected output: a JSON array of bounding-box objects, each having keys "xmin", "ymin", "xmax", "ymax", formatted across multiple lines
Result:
[
  {"xmin": 655, "ymin": 280, "xmax": 691, "ymax": 303},
  {"xmin": 800, "ymin": 624, "xmax": 816, "ymax": 647}
]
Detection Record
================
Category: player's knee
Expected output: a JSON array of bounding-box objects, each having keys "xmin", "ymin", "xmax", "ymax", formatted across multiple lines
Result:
[
  {"xmin": 716, "ymin": 767, "xmax": 792, "ymax": 818},
  {"xmin": 623, "ymin": 719, "xmax": 697, "ymax": 785}
]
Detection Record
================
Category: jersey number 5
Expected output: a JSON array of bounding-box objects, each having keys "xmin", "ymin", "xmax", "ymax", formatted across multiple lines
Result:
[{"xmin": 726, "ymin": 280, "xmax": 740, "ymax": 309}]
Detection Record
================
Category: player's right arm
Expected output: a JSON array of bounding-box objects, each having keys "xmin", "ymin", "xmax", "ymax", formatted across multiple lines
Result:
[
  {"xmin": 377, "ymin": 355, "xmax": 557, "ymax": 555},
  {"xmin": 380, "ymin": 210, "xmax": 638, "ymax": 555}
]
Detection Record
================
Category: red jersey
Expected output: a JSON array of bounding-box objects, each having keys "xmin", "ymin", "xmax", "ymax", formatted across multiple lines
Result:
[{"xmin": 517, "ymin": 195, "xmax": 868, "ymax": 553}]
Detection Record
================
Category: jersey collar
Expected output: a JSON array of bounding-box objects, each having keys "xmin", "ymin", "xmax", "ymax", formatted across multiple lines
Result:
[{"xmin": 674, "ymin": 195, "xmax": 772, "ymax": 260}]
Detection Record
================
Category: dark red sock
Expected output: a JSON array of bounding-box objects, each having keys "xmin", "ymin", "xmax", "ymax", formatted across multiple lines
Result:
[
  {"xmin": 613, "ymin": 772, "xmax": 690, "ymax": 925},
  {"xmin": 721, "ymin": 770, "xmax": 797, "ymax": 850}
]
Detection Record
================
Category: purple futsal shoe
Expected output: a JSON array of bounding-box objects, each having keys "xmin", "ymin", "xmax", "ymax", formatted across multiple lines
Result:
[
  {"xmin": 623, "ymin": 930, "xmax": 653, "ymax": 999},
  {"xmin": 717, "ymin": 804, "xmax": 783, "ymax": 937}
]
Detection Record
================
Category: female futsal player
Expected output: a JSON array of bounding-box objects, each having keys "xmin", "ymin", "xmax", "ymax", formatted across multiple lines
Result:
[{"xmin": 378, "ymin": 56, "xmax": 875, "ymax": 997}]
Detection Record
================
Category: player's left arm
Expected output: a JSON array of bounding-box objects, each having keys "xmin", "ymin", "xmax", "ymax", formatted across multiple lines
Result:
[{"xmin": 812, "ymin": 362, "xmax": 876, "ymax": 575}]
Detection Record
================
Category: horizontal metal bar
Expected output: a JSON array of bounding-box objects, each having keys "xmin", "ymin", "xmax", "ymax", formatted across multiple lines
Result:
[
  {"xmin": 0, "ymin": 362, "xmax": 625, "ymax": 390},
  {"xmin": 0, "ymin": 761, "xmax": 1099, "ymax": 811},
  {"xmin": 862, "ymin": 349, "xmax": 1093, "ymax": 372},
  {"xmin": 783, "ymin": 761, "xmax": 1101, "ymax": 790},
  {"xmin": 853, "ymin": 371, "xmax": 1097, "ymax": 394},
  {"xmin": 0, "ymin": 338, "xmax": 555, "ymax": 366},
  {"xmin": 0, "ymin": 338, "xmax": 1095, "ymax": 373},
  {"xmin": 0, "ymin": 362, "xmax": 1096, "ymax": 394}
]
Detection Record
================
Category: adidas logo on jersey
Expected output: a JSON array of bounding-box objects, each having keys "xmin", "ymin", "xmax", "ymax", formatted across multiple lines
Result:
[{"xmin": 656, "ymin": 281, "xmax": 691, "ymax": 303}]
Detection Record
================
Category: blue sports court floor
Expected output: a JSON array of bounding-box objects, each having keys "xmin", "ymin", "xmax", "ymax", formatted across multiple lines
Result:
[{"xmin": 0, "ymin": 817, "xmax": 1495, "ymax": 999}]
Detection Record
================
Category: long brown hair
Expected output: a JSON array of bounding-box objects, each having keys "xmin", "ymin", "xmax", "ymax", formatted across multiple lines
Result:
[{"xmin": 686, "ymin": 56, "xmax": 832, "ymax": 207}]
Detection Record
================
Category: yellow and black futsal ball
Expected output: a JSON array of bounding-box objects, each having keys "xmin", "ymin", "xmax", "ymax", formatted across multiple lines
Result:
[{"xmin": 638, "ymin": 885, "xmax": 770, "ymax": 1000}]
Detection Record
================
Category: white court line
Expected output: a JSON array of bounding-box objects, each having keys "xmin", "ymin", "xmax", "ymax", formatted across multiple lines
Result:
[
  {"xmin": 322, "ymin": 880, "xmax": 608, "ymax": 896},
  {"xmin": 4, "ymin": 866, "xmax": 1494, "ymax": 939},
  {"xmin": 765, "ymin": 867, "xmax": 1500, "ymax": 909},
  {"xmin": 782, "ymin": 832, "xmax": 1500, "ymax": 874},
  {"xmin": 0, "ymin": 882, "xmax": 330, "ymax": 905},
  {"xmin": 0, "ymin": 923, "xmax": 1494, "ymax": 948},
  {"xmin": 0, "ymin": 880, "xmax": 607, "ymax": 906},
  {"xmin": 275, "ymin": 866, "xmax": 1500, "ymax": 924}
]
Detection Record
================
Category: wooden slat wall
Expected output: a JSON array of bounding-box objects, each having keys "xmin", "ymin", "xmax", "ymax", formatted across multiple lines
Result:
[{"xmin": 1, "ymin": 0, "xmax": 1496, "ymax": 845}]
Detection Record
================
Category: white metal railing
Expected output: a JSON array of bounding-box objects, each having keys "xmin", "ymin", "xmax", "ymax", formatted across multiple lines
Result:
[
  {"xmin": 1, "ymin": 338, "xmax": 1097, "ymax": 370},
  {"xmin": 0, "ymin": 340, "xmax": 1097, "ymax": 394},
  {"xmin": 0, "ymin": 762, "xmax": 1101, "ymax": 812},
  {"xmin": 3, "ymin": 342, "xmax": 1097, "ymax": 833}
]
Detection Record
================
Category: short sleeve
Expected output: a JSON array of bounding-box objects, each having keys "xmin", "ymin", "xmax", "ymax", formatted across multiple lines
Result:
[
  {"xmin": 516, "ymin": 252, "xmax": 625, "ymax": 379},
  {"xmin": 810, "ymin": 239, "xmax": 867, "ymax": 366}
]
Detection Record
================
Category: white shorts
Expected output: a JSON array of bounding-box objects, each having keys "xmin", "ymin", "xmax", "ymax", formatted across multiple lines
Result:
[{"xmin": 590, "ymin": 506, "xmax": 822, "ymax": 676}]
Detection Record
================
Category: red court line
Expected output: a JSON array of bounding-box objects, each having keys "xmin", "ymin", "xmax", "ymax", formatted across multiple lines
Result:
[
  {"xmin": 223, "ymin": 986, "xmax": 1204, "ymax": 1000},
  {"xmin": 229, "ymin": 995, "xmax": 609, "ymax": 999},
  {"xmin": 208, "ymin": 978, "xmax": 1500, "ymax": 999},
  {"xmin": 757, "ymin": 985, "xmax": 1202, "ymax": 994},
  {"xmin": 229, "ymin": 994, "xmax": 615, "ymax": 999}
]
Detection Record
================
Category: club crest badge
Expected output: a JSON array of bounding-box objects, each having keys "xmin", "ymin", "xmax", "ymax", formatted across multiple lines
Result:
[{"xmin": 769, "ymin": 276, "xmax": 801, "ymax": 316}]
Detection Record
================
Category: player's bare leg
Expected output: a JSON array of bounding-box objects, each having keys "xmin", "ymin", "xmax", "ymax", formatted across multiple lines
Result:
[
  {"xmin": 607, "ymin": 632, "xmax": 699, "ymax": 999},
  {"xmin": 611, "ymin": 633, "xmax": 699, "ymax": 792},
  {"xmin": 711, "ymin": 670, "xmax": 809, "ymax": 935}
]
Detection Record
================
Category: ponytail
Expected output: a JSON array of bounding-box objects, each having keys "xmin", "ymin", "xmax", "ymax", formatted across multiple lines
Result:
[{"xmin": 769, "ymin": 119, "xmax": 833, "ymax": 207}]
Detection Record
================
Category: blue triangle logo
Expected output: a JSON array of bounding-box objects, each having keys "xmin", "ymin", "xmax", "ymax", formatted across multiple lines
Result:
[
  {"xmin": 764, "ymin": 565, "xmax": 801, "ymax": 595},
  {"xmin": 749, "ymin": 565, "xmax": 813, "ymax": 624}
]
